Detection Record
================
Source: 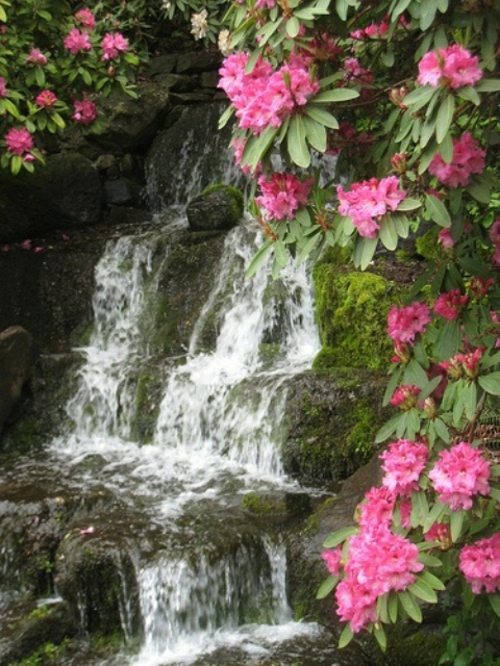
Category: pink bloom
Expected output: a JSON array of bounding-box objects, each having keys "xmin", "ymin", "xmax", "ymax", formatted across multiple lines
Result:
[
  {"xmin": 417, "ymin": 45, "xmax": 482, "ymax": 89},
  {"xmin": 424, "ymin": 522, "xmax": 451, "ymax": 549},
  {"xmin": 75, "ymin": 8, "xmax": 96, "ymax": 30},
  {"xmin": 21, "ymin": 239, "xmax": 32, "ymax": 250},
  {"xmin": 343, "ymin": 57, "xmax": 373, "ymax": 86},
  {"xmin": 429, "ymin": 442, "xmax": 491, "ymax": 511},
  {"xmin": 101, "ymin": 32, "xmax": 129, "ymax": 61},
  {"xmin": 301, "ymin": 33, "xmax": 342, "ymax": 62},
  {"xmin": 256, "ymin": 172, "xmax": 312, "ymax": 221},
  {"xmin": 322, "ymin": 548, "xmax": 342, "ymax": 575},
  {"xmin": 64, "ymin": 28, "xmax": 92, "ymax": 54},
  {"xmin": 358, "ymin": 486, "xmax": 395, "ymax": 531},
  {"xmin": 255, "ymin": 0, "xmax": 275, "ymax": 7},
  {"xmin": 399, "ymin": 497, "xmax": 412, "ymax": 529},
  {"xmin": 459, "ymin": 533, "xmax": 500, "ymax": 594},
  {"xmin": 429, "ymin": 132, "xmax": 485, "ymax": 188},
  {"xmin": 490, "ymin": 220, "xmax": 500, "ymax": 266},
  {"xmin": 434, "ymin": 289, "xmax": 468, "ymax": 320},
  {"xmin": 0, "ymin": 76, "xmax": 7, "ymax": 97},
  {"xmin": 26, "ymin": 48, "xmax": 48, "ymax": 65},
  {"xmin": 72, "ymin": 99, "xmax": 97, "ymax": 125},
  {"xmin": 35, "ymin": 89, "xmax": 58, "ymax": 108},
  {"xmin": 5, "ymin": 127, "xmax": 34, "ymax": 157},
  {"xmin": 438, "ymin": 228, "xmax": 454, "ymax": 249},
  {"xmin": 456, "ymin": 348, "xmax": 483, "ymax": 378},
  {"xmin": 337, "ymin": 176, "xmax": 406, "ymax": 239},
  {"xmin": 380, "ymin": 439, "xmax": 429, "ymax": 496},
  {"xmin": 387, "ymin": 301, "xmax": 431, "ymax": 346},
  {"xmin": 335, "ymin": 577, "xmax": 377, "ymax": 632},
  {"xmin": 390, "ymin": 384, "xmax": 420, "ymax": 410}
]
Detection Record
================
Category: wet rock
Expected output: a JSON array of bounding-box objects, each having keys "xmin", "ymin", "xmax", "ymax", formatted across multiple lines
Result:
[
  {"xmin": 104, "ymin": 178, "xmax": 142, "ymax": 206},
  {"xmin": 176, "ymin": 51, "xmax": 221, "ymax": 74},
  {"xmin": 282, "ymin": 370, "xmax": 388, "ymax": 487},
  {"xmin": 187, "ymin": 185, "xmax": 243, "ymax": 232},
  {"xmin": 0, "ymin": 153, "xmax": 102, "ymax": 241},
  {"xmin": 150, "ymin": 53, "xmax": 177, "ymax": 77},
  {"xmin": 0, "ymin": 326, "xmax": 33, "ymax": 437}
]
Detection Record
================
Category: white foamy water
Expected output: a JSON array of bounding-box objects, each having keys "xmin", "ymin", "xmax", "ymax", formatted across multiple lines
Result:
[{"xmin": 51, "ymin": 212, "xmax": 321, "ymax": 663}]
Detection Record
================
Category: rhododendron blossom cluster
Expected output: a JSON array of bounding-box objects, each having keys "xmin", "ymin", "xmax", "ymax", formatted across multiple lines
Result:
[
  {"xmin": 429, "ymin": 132, "xmax": 485, "ymax": 188},
  {"xmin": 101, "ymin": 32, "xmax": 129, "ymax": 61},
  {"xmin": 417, "ymin": 45, "xmax": 483, "ymax": 89},
  {"xmin": 390, "ymin": 384, "xmax": 420, "ymax": 409},
  {"xmin": 387, "ymin": 302, "xmax": 431, "ymax": 346},
  {"xmin": 218, "ymin": 53, "xmax": 319, "ymax": 135},
  {"xmin": 64, "ymin": 28, "xmax": 92, "ymax": 54},
  {"xmin": 429, "ymin": 442, "xmax": 491, "ymax": 510},
  {"xmin": 4, "ymin": 127, "xmax": 34, "ymax": 157},
  {"xmin": 25, "ymin": 48, "xmax": 48, "ymax": 65},
  {"xmin": 434, "ymin": 289, "xmax": 468, "ymax": 320},
  {"xmin": 459, "ymin": 533, "xmax": 500, "ymax": 594},
  {"xmin": 380, "ymin": 439, "xmax": 428, "ymax": 496},
  {"xmin": 337, "ymin": 176, "xmax": 406, "ymax": 238},
  {"xmin": 256, "ymin": 172, "xmax": 312, "ymax": 221},
  {"xmin": 72, "ymin": 99, "xmax": 98, "ymax": 125},
  {"xmin": 0, "ymin": 77, "xmax": 6, "ymax": 97},
  {"xmin": 75, "ymin": 8, "xmax": 96, "ymax": 30},
  {"xmin": 35, "ymin": 90, "xmax": 58, "ymax": 108}
]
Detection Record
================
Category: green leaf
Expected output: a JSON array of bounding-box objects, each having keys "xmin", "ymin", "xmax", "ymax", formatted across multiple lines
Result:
[
  {"xmin": 305, "ymin": 104, "xmax": 339, "ymax": 130},
  {"xmin": 323, "ymin": 525, "xmax": 358, "ymax": 548},
  {"xmin": 476, "ymin": 79, "xmax": 500, "ymax": 92},
  {"xmin": 434, "ymin": 418, "xmax": 450, "ymax": 443},
  {"xmin": 425, "ymin": 193, "xmax": 451, "ymax": 228},
  {"xmin": 436, "ymin": 95, "xmax": 455, "ymax": 144},
  {"xmin": 488, "ymin": 593, "xmax": 500, "ymax": 618},
  {"xmin": 478, "ymin": 372, "xmax": 500, "ymax": 395},
  {"xmin": 338, "ymin": 623, "xmax": 353, "ymax": 648},
  {"xmin": 418, "ymin": 375, "xmax": 442, "ymax": 401},
  {"xmin": 397, "ymin": 198, "xmax": 422, "ymax": 212},
  {"xmin": 373, "ymin": 623, "xmax": 387, "ymax": 652},
  {"xmin": 287, "ymin": 115, "xmax": 310, "ymax": 168},
  {"xmin": 335, "ymin": 0, "xmax": 349, "ymax": 20},
  {"xmin": 450, "ymin": 509, "xmax": 464, "ymax": 543},
  {"xmin": 467, "ymin": 179, "xmax": 491, "ymax": 204},
  {"xmin": 218, "ymin": 105, "xmax": 234, "ymax": 129},
  {"xmin": 439, "ymin": 132, "xmax": 453, "ymax": 163},
  {"xmin": 353, "ymin": 237, "xmax": 378, "ymax": 270},
  {"xmin": 463, "ymin": 381, "xmax": 477, "ymax": 420},
  {"xmin": 399, "ymin": 591, "xmax": 422, "ymax": 623},
  {"xmin": 419, "ymin": 553, "xmax": 443, "ymax": 568},
  {"xmin": 243, "ymin": 126, "xmax": 278, "ymax": 170},
  {"xmin": 316, "ymin": 575, "xmax": 339, "ymax": 599},
  {"xmin": 404, "ymin": 359, "xmax": 429, "ymax": 388},
  {"xmin": 383, "ymin": 368, "xmax": 403, "ymax": 406},
  {"xmin": 409, "ymin": 577, "xmax": 438, "ymax": 603},
  {"xmin": 388, "ymin": 593, "xmax": 399, "ymax": 623},
  {"xmin": 377, "ymin": 594, "xmax": 389, "ymax": 624},
  {"xmin": 458, "ymin": 86, "xmax": 480, "ymax": 106},
  {"xmin": 423, "ymin": 501, "xmax": 447, "ymax": 533},
  {"xmin": 245, "ymin": 241, "xmax": 273, "ymax": 278},
  {"xmin": 296, "ymin": 207, "xmax": 312, "ymax": 226},
  {"xmin": 312, "ymin": 88, "xmax": 360, "ymax": 103},
  {"xmin": 286, "ymin": 16, "xmax": 300, "ymax": 37},
  {"xmin": 379, "ymin": 216, "xmax": 398, "ymax": 250},
  {"xmin": 303, "ymin": 116, "xmax": 327, "ymax": 153},
  {"xmin": 375, "ymin": 414, "xmax": 403, "ymax": 443},
  {"xmin": 418, "ymin": 142, "xmax": 438, "ymax": 175},
  {"xmin": 420, "ymin": 570, "xmax": 446, "ymax": 591},
  {"xmin": 297, "ymin": 231, "xmax": 321, "ymax": 264},
  {"xmin": 403, "ymin": 86, "xmax": 435, "ymax": 109}
]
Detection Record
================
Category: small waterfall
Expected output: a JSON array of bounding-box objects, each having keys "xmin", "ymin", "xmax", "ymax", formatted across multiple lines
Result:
[{"xmin": 65, "ymin": 235, "xmax": 159, "ymax": 443}]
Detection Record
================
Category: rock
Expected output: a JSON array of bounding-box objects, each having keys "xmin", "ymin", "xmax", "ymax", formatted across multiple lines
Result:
[
  {"xmin": 282, "ymin": 370, "xmax": 388, "ymax": 486},
  {"xmin": 0, "ymin": 326, "xmax": 33, "ymax": 436},
  {"xmin": 149, "ymin": 54, "xmax": 177, "ymax": 77},
  {"xmin": 104, "ymin": 178, "xmax": 142, "ymax": 206},
  {"xmin": 200, "ymin": 71, "xmax": 220, "ymax": 88},
  {"xmin": 175, "ymin": 51, "xmax": 221, "ymax": 74},
  {"xmin": 0, "ymin": 153, "xmax": 102, "ymax": 241},
  {"xmin": 171, "ymin": 91, "xmax": 215, "ymax": 103},
  {"xmin": 187, "ymin": 185, "xmax": 243, "ymax": 231}
]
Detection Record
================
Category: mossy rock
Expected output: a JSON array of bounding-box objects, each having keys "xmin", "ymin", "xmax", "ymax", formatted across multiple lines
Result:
[
  {"xmin": 282, "ymin": 371, "xmax": 388, "ymax": 487},
  {"xmin": 187, "ymin": 183, "xmax": 244, "ymax": 232},
  {"xmin": 313, "ymin": 266, "xmax": 397, "ymax": 371}
]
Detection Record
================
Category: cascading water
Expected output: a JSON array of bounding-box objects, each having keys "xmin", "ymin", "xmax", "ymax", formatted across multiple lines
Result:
[{"xmin": 45, "ymin": 110, "xmax": 329, "ymax": 664}]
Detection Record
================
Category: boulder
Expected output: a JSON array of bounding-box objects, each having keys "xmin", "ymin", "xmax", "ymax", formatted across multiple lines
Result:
[
  {"xmin": 0, "ymin": 326, "xmax": 33, "ymax": 436},
  {"xmin": 0, "ymin": 152, "xmax": 102, "ymax": 241},
  {"xmin": 187, "ymin": 185, "xmax": 243, "ymax": 231}
]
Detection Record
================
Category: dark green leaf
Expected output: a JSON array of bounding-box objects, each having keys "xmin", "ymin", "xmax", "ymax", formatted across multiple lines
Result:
[
  {"xmin": 436, "ymin": 95, "xmax": 455, "ymax": 144},
  {"xmin": 305, "ymin": 104, "xmax": 339, "ymax": 129},
  {"xmin": 316, "ymin": 575, "xmax": 339, "ymax": 599},
  {"xmin": 478, "ymin": 372, "xmax": 500, "ymax": 395},
  {"xmin": 288, "ymin": 115, "xmax": 310, "ymax": 168},
  {"xmin": 323, "ymin": 525, "xmax": 358, "ymax": 548},
  {"xmin": 312, "ymin": 89, "xmax": 360, "ymax": 103},
  {"xmin": 399, "ymin": 591, "xmax": 422, "ymax": 623},
  {"xmin": 425, "ymin": 193, "xmax": 451, "ymax": 227},
  {"xmin": 409, "ymin": 577, "xmax": 438, "ymax": 603}
]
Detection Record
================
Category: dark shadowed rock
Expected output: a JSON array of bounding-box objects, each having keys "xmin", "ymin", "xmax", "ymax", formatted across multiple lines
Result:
[
  {"xmin": 176, "ymin": 51, "xmax": 221, "ymax": 74},
  {"xmin": 0, "ymin": 326, "xmax": 33, "ymax": 436},
  {"xmin": 187, "ymin": 185, "xmax": 243, "ymax": 231}
]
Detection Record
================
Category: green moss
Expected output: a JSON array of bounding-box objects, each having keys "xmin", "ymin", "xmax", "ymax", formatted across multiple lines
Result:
[
  {"xmin": 9, "ymin": 417, "xmax": 43, "ymax": 451},
  {"xmin": 241, "ymin": 492, "xmax": 285, "ymax": 514},
  {"xmin": 201, "ymin": 182, "xmax": 244, "ymax": 219},
  {"xmin": 376, "ymin": 627, "xmax": 443, "ymax": 666},
  {"xmin": 313, "ymin": 266, "xmax": 396, "ymax": 370},
  {"xmin": 13, "ymin": 639, "xmax": 71, "ymax": 666},
  {"xmin": 415, "ymin": 227, "xmax": 444, "ymax": 261}
]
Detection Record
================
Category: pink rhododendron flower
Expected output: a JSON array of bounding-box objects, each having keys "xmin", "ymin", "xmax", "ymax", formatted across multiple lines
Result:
[
  {"xmin": 322, "ymin": 548, "xmax": 342, "ymax": 576},
  {"xmin": 343, "ymin": 57, "xmax": 373, "ymax": 86},
  {"xmin": 75, "ymin": 8, "xmax": 96, "ymax": 30},
  {"xmin": 490, "ymin": 220, "xmax": 500, "ymax": 266},
  {"xmin": 5, "ymin": 127, "xmax": 34, "ymax": 157},
  {"xmin": 101, "ymin": 32, "xmax": 129, "ymax": 61},
  {"xmin": 26, "ymin": 48, "xmax": 48, "ymax": 65},
  {"xmin": 459, "ymin": 533, "xmax": 500, "ymax": 594},
  {"xmin": 337, "ymin": 176, "xmax": 406, "ymax": 238},
  {"xmin": 438, "ymin": 228, "xmax": 454, "ymax": 249},
  {"xmin": 390, "ymin": 384, "xmax": 420, "ymax": 410},
  {"xmin": 20, "ymin": 239, "xmax": 32, "ymax": 250},
  {"xmin": 72, "ymin": 99, "xmax": 98, "ymax": 125},
  {"xmin": 424, "ymin": 522, "xmax": 451, "ymax": 549},
  {"xmin": 0, "ymin": 76, "xmax": 7, "ymax": 97},
  {"xmin": 440, "ymin": 348, "xmax": 483, "ymax": 380},
  {"xmin": 399, "ymin": 497, "xmax": 412, "ymax": 529},
  {"xmin": 358, "ymin": 486, "xmax": 395, "ymax": 530},
  {"xmin": 35, "ymin": 89, "xmax": 57, "ymax": 108},
  {"xmin": 387, "ymin": 301, "xmax": 431, "ymax": 346},
  {"xmin": 218, "ymin": 53, "xmax": 319, "ymax": 135},
  {"xmin": 255, "ymin": 0, "xmax": 275, "ymax": 8},
  {"xmin": 335, "ymin": 577, "xmax": 377, "ymax": 633},
  {"xmin": 301, "ymin": 33, "xmax": 342, "ymax": 62},
  {"xmin": 417, "ymin": 45, "xmax": 482, "ymax": 89},
  {"xmin": 380, "ymin": 439, "xmax": 429, "ymax": 496},
  {"xmin": 429, "ymin": 442, "xmax": 490, "ymax": 511},
  {"xmin": 429, "ymin": 132, "xmax": 485, "ymax": 188},
  {"xmin": 256, "ymin": 172, "xmax": 312, "ymax": 221},
  {"xmin": 64, "ymin": 28, "xmax": 92, "ymax": 54},
  {"xmin": 434, "ymin": 289, "xmax": 468, "ymax": 320},
  {"xmin": 469, "ymin": 277, "xmax": 494, "ymax": 298}
]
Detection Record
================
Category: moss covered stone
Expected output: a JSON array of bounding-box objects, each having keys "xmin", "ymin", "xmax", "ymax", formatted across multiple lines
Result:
[
  {"xmin": 313, "ymin": 266, "xmax": 396, "ymax": 371},
  {"xmin": 187, "ymin": 183, "xmax": 244, "ymax": 232}
]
